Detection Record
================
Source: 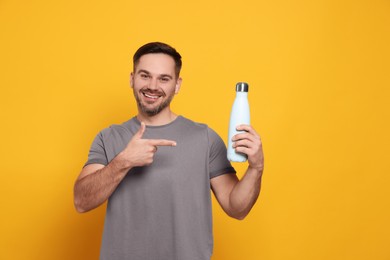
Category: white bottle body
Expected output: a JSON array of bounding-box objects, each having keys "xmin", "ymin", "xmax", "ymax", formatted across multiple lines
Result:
[{"xmin": 228, "ymin": 92, "xmax": 250, "ymax": 162}]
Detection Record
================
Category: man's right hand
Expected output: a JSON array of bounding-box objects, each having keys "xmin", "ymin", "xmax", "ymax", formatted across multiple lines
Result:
[{"xmin": 118, "ymin": 122, "xmax": 177, "ymax": 168}]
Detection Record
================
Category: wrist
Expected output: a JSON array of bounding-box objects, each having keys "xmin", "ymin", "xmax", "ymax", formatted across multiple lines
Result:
[{"xmin": 113, "ymin": 151, "xmax": 133, "ymax": 171}]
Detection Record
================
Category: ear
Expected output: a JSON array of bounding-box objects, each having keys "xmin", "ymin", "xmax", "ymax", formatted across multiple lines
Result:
[
  {"xmin": 130, "ymin": 72, "xmax": 134, "ymax": 88},
  {"xmin": 175, "ymin": 77, "xmax": 182, "ymax": 94}
]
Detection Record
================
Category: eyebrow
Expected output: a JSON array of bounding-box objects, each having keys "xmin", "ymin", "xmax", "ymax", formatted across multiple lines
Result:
[
  {"xmin": 137, "ymin": 69, "xmax": 151, "ymax": 75},
  {"xmin": 137, "ymin": 69, "xmax": 173, "ymax": 79}
]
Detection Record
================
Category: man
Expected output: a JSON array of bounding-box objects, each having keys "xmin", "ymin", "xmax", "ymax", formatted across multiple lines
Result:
[{"xmin": 74, "ymin": 42, "xmax": 264, "ymax": 260}]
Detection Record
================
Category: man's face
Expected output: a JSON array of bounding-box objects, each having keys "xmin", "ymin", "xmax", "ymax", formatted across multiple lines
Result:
[{"xmin": 131, "ymin": 53, "xmax": 182, "ymax": 116}]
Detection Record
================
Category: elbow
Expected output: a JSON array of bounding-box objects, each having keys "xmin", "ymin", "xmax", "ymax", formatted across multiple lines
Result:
[
  {"xmin": 234, "ymin": 214, "xmax": 247, "ymax": 221},
  {"xmin": 73, "ymin": 183, "xmax": 90, "ymax": 213},
  {"xmin": 227, "ymin": 200, "xmax": 250, "ymax": 220},
  {"xmin": 227, "ymin": 210, "xmax": 248, "ymax": 221},
  {"xmin": 74, "ymin": 199, "xmax": 87, "ymax": 213},
  {"xmin": 74, "ymin": 194, "xmax": 101, "ymax": 213},
  {"xmin": 232, "ymin": 213, "xmax": 248, "ymax": 221},
  {"xmin": 73, "ymin": 193, "xmax": 90, "ymax": 213},
  {"xmin": 75, "ymin": 205, "xmax": 87, "ymax": 214}
]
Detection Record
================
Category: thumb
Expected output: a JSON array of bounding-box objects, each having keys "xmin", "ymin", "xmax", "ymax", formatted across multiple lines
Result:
[{"xmin": 134, "ymin": 122, "xmax": 146, "ymax": 139}]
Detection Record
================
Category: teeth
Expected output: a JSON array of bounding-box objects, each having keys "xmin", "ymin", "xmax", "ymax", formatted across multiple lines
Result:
[{"xmin": 144, "ymin": 93, "xmax": 159, "ymax": 99}]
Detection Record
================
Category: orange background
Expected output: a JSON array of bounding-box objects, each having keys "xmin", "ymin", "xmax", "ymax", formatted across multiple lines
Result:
[{"xmin": 1, "ymin": 0, "xmax": 389, "ymax": 259}]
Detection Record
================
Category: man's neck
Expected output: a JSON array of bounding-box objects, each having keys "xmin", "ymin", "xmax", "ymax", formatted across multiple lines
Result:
[{"xmin": 136, "ymin": 108, "xmax": 178, "ymax": 126}]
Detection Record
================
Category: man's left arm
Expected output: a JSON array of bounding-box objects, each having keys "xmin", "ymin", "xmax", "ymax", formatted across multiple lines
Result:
[{"xmin": 211, "ymin": 125, "xmax": 264, "ymax": 220}]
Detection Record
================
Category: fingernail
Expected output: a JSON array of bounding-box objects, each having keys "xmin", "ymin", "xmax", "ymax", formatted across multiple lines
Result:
[{"xmin": 172, "ymin": 142, "xmax": 177, "ymax": 146}]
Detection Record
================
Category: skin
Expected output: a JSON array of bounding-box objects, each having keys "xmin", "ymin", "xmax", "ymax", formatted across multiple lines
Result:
[{"xmin": 74, "ymin": 53, "xmax": 264, "ymax": 220}]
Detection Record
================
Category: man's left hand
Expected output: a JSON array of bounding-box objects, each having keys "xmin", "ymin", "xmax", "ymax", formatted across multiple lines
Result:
[{"xmin": 232, "ymin": 125, "xmax": 264, "ymax": 171}]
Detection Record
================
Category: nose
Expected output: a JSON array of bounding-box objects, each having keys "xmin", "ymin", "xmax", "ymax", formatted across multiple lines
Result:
[{"xmin": 148, "ymin": 78, "xmax": 158, "ymax": 90}]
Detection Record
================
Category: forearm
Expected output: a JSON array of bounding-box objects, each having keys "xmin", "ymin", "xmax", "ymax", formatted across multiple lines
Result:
[
  {"xmin": 74, "ymin": 154, "xmax": 130, "ymax": 213},
  {"xmin": 229, "ymin": 166, "xmax": 263, "ymax": 219}
]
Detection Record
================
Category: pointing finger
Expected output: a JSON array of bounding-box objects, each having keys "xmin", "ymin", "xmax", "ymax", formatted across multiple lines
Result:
[{"xmin": 149, "ymin": 139, "xmax": 177, "ymax": 147}]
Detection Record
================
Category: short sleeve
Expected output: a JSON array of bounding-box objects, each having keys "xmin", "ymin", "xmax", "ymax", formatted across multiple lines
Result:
[
  {"xmin": 83, "ymin": 131, "xmax": 109, "ymax": 167},
  {"xmin": 208, "ymin": 128, "xmax": 236, "ymax": 179}
]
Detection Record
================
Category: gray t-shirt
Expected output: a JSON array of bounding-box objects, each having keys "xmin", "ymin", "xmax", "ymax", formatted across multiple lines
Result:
[{"xmin": 84, "ymin": 116, "xmax": 236, "ymax": 260}]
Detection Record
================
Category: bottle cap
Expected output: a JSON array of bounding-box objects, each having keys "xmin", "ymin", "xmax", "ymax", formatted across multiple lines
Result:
[{"xmin": 236, "ymin": 82, "xmax": 249, "ymax": 92}]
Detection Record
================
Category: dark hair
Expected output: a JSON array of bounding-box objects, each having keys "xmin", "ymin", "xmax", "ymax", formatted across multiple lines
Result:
[{"xmin": 133, "ymin": 42, "xmax": 182, "ymax": 77}]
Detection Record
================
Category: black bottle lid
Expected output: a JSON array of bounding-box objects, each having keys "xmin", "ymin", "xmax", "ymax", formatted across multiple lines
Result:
[{"xmin": 236, "ymin": 82, "xmax": 249, "ymax": 92}]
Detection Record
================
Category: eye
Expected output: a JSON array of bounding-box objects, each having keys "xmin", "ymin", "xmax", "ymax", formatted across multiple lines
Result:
[
  {"xmin": 160, "ymin": 77, "xmax": 170, "ymax": 83},
  {"xmin": 140, "ymin": 73, "xmax": 150, "ymax": 79}
]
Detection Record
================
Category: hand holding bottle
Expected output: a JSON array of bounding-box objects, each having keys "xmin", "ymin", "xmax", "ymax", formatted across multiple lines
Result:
[{"xmin": 231, "ymin": 124, "xmax": 264, "ymax": 171}]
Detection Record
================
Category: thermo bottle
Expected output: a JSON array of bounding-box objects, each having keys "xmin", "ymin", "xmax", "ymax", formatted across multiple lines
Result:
[{"xmin": 227, "ymin": 82, "xmax": 250, "ymax": 162}]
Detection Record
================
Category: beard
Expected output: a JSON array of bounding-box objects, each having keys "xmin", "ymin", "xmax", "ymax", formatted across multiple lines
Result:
[{"xmin": 134, "ymin": 88, "xmax": 175, "ymax": 117}]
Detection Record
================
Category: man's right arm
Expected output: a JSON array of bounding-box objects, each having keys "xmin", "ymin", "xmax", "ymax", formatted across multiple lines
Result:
[
  {"xmin": 73, "ymin": 122, "xmax": 177, "ymax": 213},
  {"xmin": 73, "ymin": 157, "xmax": 130, "ymax": 213}
]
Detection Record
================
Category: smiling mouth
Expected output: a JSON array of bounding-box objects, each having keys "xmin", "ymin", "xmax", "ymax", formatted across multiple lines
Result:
[
  {"xmin": 140, "ymin": 88, "xmax": 166, "ymax": 101},
  {"xmin": 142, "ymin": 92, "xmax": 161, "ymax": 99}
]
